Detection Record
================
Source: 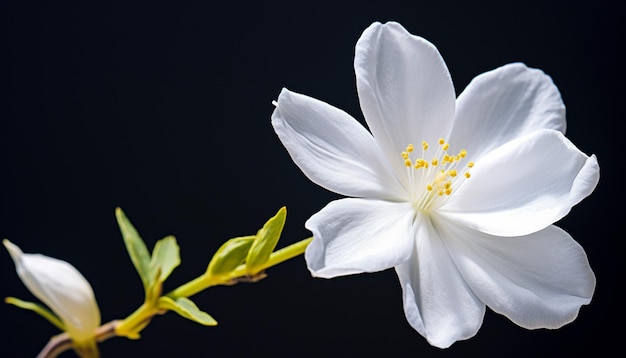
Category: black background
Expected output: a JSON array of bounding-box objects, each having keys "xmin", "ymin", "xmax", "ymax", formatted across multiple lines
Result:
[{"xmin": 1, "ymin": 0, "xmax": 622, "ymax": 356}]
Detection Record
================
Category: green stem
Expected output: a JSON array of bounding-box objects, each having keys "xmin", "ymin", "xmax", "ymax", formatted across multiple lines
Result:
[
  {"xmin": 166, "ymin": 275, "xmax": 214, "ymax": 300},
  {"xmin": 258, "ymin": 236, "xmax": 312, "ymax": 270},
  {"xmin": 167, "ymin": 237, "xmax": 312, "ymax": 299}
]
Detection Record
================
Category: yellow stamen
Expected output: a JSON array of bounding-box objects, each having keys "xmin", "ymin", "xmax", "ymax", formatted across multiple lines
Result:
[{"xmin": 400, "ymin": 138, "xmax": 474, "ymax": 211}]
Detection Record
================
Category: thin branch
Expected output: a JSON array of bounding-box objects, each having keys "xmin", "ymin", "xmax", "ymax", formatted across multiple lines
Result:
[
  {"xmin": 36, "ymin": 333, "xmax": 72, "ymax": 358},
  {"xmin": 36, "ymin": 320, "xmax": 122, "ymax": 358}
]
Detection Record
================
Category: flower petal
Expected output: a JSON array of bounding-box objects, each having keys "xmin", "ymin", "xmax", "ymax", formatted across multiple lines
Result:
[
  {"xmin": 395, "ymin": 214, "xmax": 485, "ymax": 348},
  {"xmin": 449, "ymin": 63, "xmax": 567, "ymax": 161},
  {"xmin": 436, "ymin": 220, "xmax": 595, "ymax": 329},
  {"xmin": 272, "ymin": 88, "xmax": 405, "ymax": 200},
  {"xmin": 355, "ymin": 22, "xmax": 456, "ymax": 181},
  {"xmin": 439, "ymin": 129, "xmax": 599, "ymax": 237},
  {"xmin": 4, "ymin": 240, "xmax": 101, "ymax": 343},
  {"xmin": 305, "ymin": 198, "xmax": 414, "ymax": 278}
]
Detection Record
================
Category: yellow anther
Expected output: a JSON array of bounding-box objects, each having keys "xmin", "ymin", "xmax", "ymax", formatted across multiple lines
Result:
[
  {"xmin": 406, "ymin": 144, "xmax": 414, "ymax": 152},
  {"xmin": 438, "ymin": 138, "xmax": 445, "ymax": 145},
  {"xmin": 459, "ymin": 149, "xmax": 467, "ymax": 158},
  {"xmin": 449, "ymin": 169, "xmax": 457, "ymax": 177},
  {"xmin": 402, "ymin": 152, "xmax": 409, "ymax": 159},
  {"xmin": 445, "ymin": 188, "xmax": 452, "ymax": 195},
  {"xmin": 431, "ymin": 158, "xmax": 438, "ymax": 166},
  {"xmin": 422, "ymin": 141, "xmax": 429, "ymax": 150},
  {"xmin": 414, "ymin": 159, "xmax": 428, "ymax": 169},
  {"xmin": 465, "ymin": 172, "xmax": 471, "ymax": 178},
  {"xmin": 405, "ymin": 159, "xmax": 412, "ymax": 167},
  {"xmin": 427, "ymin": 184, "xmax": 433, "ymax": 191},
  {"xmin": 443, "ymin": 143, "xmax": 450, "ymax": 151},
  {"xmin": 468, "ymin": 161, "xmax": 475, "ymax": 168},
  {"xmin": 443, "ymin": 154, "xmax": 451, "ymax": 162}
]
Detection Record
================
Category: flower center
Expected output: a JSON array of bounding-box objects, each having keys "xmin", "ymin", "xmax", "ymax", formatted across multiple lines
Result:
[{"xmin": 401, "ymin": 138, "xmax": 474, "ymax": 212}]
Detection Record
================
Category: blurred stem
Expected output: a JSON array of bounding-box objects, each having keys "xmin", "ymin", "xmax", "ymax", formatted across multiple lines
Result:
[
  {"xmin": 167, "ymin": 237, "xmax": 313, "ymax": 299},
  {"xmin": 37, "ymin": 320, "xmax": 120, "ymax": 358}
]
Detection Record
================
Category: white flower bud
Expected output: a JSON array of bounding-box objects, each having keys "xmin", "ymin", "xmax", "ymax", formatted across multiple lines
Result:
[{"xmin": 3, "ymin": 239, "xmax": 101, "ymax": 345}]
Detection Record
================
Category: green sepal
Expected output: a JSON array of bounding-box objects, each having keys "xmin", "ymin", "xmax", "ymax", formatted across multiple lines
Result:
[
  {"xmin": 5, "ymin": 297, "xmax": 65, "ymax": 331},
  {"xmin": 158, "ymin": 296, "xmax": 217, "ymax": 326},
  {"xmin": 115, "ymin": 207, "xmax": 152, "ymax": 291},
  {"xmin": 149, "ymin": 235, "xmax": 180, "ymax": 284},
  {"xmin": 246, "ymin": 206, "xmax": 286, "ymax": 275},
  {"xmin": 206, "ymin": 236, "xmax": 255, "ymax": 277},
  {"xmin": 125, "ymin": 319, "xmax": 150, "ymax": 340},
  {"xmin": 116, "ymin": 315, "xmax": 151, "ymax": 340}
]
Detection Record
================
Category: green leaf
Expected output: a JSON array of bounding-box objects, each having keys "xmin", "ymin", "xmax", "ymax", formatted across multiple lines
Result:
[
  {"xmin": 146, "ymin": 267, "xmax": 163, "ymax": 304},
  {"xmin": 116, "ymin": 207, "xmax": 152, "ymax": 290},
  {"xmin": 158, "ymin": 296, "xmax": 217, "ymax": 326},
  {"xmin": 149, "ymin": 235, "xmax": 180, "ymax": 284},
  {"xmin": 246, "ymin": 206, "xmax": 286, "ymax": 275},
  {"xmin": 5, "ymin": 297, "xmax": 65, "ymax": 331},
  {"xmin": 206, "ymin": 236, "xmax": 255, "ymax": 277}
]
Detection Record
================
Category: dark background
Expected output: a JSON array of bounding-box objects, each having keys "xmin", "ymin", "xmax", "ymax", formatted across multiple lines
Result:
[{"xmin": 1, "ymin": 0, "xmax": 622, "ymax": 356}]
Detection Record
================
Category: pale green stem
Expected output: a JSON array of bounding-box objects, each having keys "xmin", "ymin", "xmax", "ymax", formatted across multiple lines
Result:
[
  {"xmin": 167, "ymin": 237, "xmax": 312, "ymax": 299},
  {"xmin": 259, "ymin": 236, "xmax": 313, "ymax": 270}
]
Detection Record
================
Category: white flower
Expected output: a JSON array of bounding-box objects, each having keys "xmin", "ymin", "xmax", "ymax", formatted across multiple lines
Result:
[
  {"xmin": 4, "ymin": 239, "xmax": 101, "ymax": 347},
  {"xmin": 271, "ymin": 21, "xmax": 598, "ymax": 348}
]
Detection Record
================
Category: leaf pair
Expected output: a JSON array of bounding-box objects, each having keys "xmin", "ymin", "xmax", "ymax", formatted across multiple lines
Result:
[
  {"xmin": 206, "ymin": 206, "xmax": 286, "ymax": 280},
  {"xmin": 115, "ymin": 208, "xmax": 216, "ymax": 332},
  {"xmin": 115, "ymin": 208, "xmax": 180, "ymax": 297}
]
